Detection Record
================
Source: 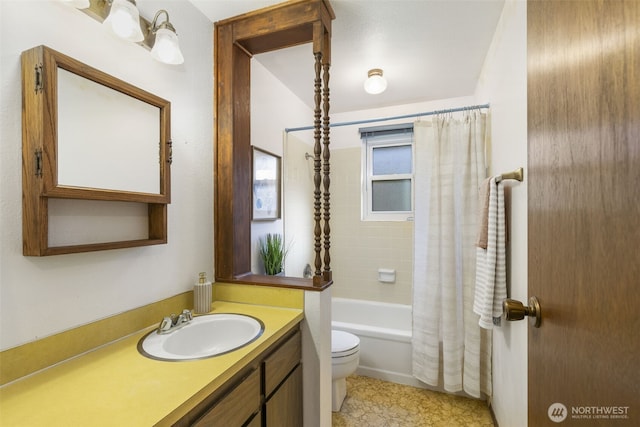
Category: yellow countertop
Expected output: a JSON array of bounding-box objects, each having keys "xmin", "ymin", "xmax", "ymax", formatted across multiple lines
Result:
[{"xmin": 0, "ymin": 301, "xmax": 304, "ymax": 426}]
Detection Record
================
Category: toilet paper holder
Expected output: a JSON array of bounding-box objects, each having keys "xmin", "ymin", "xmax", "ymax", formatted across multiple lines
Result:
[{"xmin": 378, "ymin": 268, "xmax": 396, "ymax": 283}]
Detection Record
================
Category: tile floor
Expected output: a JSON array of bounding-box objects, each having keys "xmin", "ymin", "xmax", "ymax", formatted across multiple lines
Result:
[{"xmin": 332, "ymin": 375, "xmax": 494, "ymax": 427}]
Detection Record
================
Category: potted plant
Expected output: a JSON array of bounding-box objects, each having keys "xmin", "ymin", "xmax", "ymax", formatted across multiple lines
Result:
[{"xmin": 259, "ymin": 233, "xmax": 288, "ymax": 275}]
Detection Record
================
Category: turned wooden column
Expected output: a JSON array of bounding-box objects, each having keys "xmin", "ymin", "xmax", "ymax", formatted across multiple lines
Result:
[
  {"xmin": 313, "ymin": 52, "xmax": 323, "ymax": 279},
  {"xmin": 321, "ymin": 60, "xmax": 332, "ymax": 282}
]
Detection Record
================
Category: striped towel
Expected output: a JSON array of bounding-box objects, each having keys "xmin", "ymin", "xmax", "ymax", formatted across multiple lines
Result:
[{"xmin": 473, "ymin": 176, "xmax": 507, "ymax": 329}]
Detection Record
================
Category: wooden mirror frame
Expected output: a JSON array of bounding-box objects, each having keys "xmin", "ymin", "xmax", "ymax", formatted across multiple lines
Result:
[
  {"xmin": 21, "ymin": 45, "xmax": 172, "ymax": 256},
  {"xmin": 214, "ymin": 0, "xmax": 334, "ymax": 289}
]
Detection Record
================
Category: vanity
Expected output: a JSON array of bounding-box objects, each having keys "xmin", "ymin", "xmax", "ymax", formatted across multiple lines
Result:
[
  {"xmin": 185, "ymin": 325, "xmax": 302, "ymax": 426},
  {"xmin": 0, "ymin": 301, "xmax": 303, "ymax": 426}
]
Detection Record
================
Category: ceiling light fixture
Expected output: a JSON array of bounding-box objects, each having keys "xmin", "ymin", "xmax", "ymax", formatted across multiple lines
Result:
[
  {"xmin": 364, "ymin": 68, "xmax": 387, "ymax": 94},
  {"xmin": 60, "ymin": 0, "xmax": 184, "ymax": 65}
]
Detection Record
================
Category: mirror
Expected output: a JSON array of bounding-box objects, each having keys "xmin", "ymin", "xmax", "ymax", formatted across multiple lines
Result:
[
  {"xmin": 214, "ymin": 0, "xmax": 334, "ymax": 287},
  {"xmin": 29, "ymin": 45, "xmax": 171, "ymax": 202},
  {"xmin": 57, "ymin": 69, "xmax": 161, "ymax": 194},
  {"xmin": 22, "ymin": 45, "xmax": 171, "ymax": 256}
]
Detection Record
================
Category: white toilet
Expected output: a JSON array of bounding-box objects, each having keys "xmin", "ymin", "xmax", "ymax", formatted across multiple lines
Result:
[{"xmin": 331, "ymin": 330, "xmax": 360, "ymax": 412}]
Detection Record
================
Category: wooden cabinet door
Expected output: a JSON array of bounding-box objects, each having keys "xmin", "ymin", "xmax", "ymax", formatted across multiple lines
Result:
[
  {"xmin": 264, "ymin": 330, "xmax": 301, "ymax": 396},
  {"xmin": 245, "ymin": 411, "xmax": 262, "ymax": 427},
  {"xmin": 265, "ymin": 364, "xmax": 302, "ymax": 427}
]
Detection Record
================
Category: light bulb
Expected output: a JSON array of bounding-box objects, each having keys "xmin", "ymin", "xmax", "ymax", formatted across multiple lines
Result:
[
  {"xmin": 364, "ymin": 69, "xmax": 387, "ymax": 94},
  {"xmin": 103, "ymin": 0, "xmax": 144, "ymax": 42},
  {"xmin": 151, "ymin": 28, "xmax": 184, "ymax": 65}
]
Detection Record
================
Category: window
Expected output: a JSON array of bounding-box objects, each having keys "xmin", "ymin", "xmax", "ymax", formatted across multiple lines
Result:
[{"xmin": 360, "ymin": 124, "xmax": 414, "ymax": 221}]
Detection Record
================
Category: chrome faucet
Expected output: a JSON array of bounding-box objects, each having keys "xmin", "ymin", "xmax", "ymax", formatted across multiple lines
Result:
[{"xmin": 157, "ymin": 309, "xmax": 193, "ymax": 334}]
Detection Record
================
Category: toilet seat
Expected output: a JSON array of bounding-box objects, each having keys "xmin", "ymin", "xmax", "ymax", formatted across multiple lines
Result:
[{"xmin": 332, "ymin": 330, "xmax": 360, "ymax": 358}]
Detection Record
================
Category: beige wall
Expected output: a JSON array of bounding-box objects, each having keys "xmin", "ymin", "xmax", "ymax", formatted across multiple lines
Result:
[{"xmin": 331, "ymin": 147, "xmax": 414, "ymax": 304}]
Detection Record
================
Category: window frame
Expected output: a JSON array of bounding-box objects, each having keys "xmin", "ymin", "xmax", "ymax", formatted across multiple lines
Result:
[{"xmin": 360, "ymin": 125, "xmax": 414, "ymax": 221}]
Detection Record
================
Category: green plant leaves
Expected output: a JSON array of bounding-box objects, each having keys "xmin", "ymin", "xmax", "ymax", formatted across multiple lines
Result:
[{"xmin": 259, "ymin": 233, "xmax": 288, "ymax": 275}]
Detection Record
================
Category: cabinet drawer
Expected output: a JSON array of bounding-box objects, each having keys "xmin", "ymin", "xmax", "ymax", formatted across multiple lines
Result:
[
  {"xmin": 193, "ymin": 368, "xmax": 261, "ymax": 427},
  {"xmin": 263, "ymin": 330, "xmax": 301, "ymax": 397}
]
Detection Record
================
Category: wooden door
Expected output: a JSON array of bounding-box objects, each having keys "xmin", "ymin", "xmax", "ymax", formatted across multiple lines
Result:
[{"xmin": 527, "ymin": 1, "xmax": 639, "ymax": 426}]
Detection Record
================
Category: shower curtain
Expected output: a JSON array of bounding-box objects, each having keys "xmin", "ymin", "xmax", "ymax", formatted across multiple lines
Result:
[{"xmin": 411, "ymin": 112, "xmax": 492, "ymax": 398}]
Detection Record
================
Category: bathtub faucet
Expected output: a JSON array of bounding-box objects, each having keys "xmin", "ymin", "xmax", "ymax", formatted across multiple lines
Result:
[{"xmin": 157, "ymin": 309, "xmax": 193, "ymax": 334}]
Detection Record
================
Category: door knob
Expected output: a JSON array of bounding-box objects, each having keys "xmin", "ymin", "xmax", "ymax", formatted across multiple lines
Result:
[{"xmin": 503, "ymin": 296, "xmax": 541, "ymax": 328}]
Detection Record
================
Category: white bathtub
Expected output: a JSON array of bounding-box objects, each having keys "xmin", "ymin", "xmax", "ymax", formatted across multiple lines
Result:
[{"xmin": 331, "ymin": 297, "xmax": 427, "ymax": 389}]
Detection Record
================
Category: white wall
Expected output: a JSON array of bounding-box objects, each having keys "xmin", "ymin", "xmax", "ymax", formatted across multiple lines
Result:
[
  {"xmin": 302, "ymin": 288, "xmax": 332, "ymax": 427},
  {"xmin": 250, "ymin": 58, "xmax": 313, "ymax": 275},
  {"xmin": 474, "ymin": 1, "xmax": 528, "ymax": 426},
  {"xmin": 0, "ymin": 0, "xmax": 213, "ymax": 350},
  {"xmin": 283, "ymin": 133, "xmax": 314, "ymax": 277}
]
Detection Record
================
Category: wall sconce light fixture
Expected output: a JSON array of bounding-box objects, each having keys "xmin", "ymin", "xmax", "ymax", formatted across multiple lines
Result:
[
  {"xmin": 61, "ymin": 0, "xmax": 90, "ymax": 8},
  {"xmin": 61, "ymin": 0, "xmax": 184, "ymax": 65},
  {"xmin": 364, "ymin": 68, "xmax": 387, "ymax": 94},
  {"xmin": 149, "ymin": 10, "xmax": 184, "ymax": 65},
  {"xmin": 103, "ymin": 0, "xmax": 144, "ymax": 42}
]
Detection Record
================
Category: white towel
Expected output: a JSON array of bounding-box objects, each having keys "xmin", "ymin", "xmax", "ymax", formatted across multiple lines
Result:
[{"xmin": 473, "ymin": 177, "xmax": 507, "ymax": 329}]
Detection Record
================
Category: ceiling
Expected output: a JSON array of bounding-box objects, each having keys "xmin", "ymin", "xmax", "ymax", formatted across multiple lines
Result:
[{"xmin": 189, "ymin": 0, "xmax": 505, "ymax": 114}]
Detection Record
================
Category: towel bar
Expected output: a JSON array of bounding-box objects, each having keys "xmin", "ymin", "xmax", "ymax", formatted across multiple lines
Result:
[{"xmin": 499, "ymin": 167, "xmax": 524, "ymax": 182}]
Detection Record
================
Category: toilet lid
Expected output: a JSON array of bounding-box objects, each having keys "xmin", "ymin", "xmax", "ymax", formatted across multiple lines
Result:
[{"xmin": 332, "ymin": 330, "xmax": 360, "ymax": 357}]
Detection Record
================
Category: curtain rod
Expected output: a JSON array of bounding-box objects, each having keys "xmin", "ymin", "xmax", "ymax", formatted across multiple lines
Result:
[{"xmin": 284, "ymin": 103, "xmax": 490, "ymax": 133}]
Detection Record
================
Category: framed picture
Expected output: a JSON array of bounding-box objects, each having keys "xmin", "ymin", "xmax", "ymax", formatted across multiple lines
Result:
[{"xmin": 252, "ymin": 147, "xmax": 281, "ymax": 220}]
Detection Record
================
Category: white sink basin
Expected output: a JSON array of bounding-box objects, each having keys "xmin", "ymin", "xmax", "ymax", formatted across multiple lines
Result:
[{"xmin": 138, "ymin": 313, "xmax": 264, "ymax": 361}]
